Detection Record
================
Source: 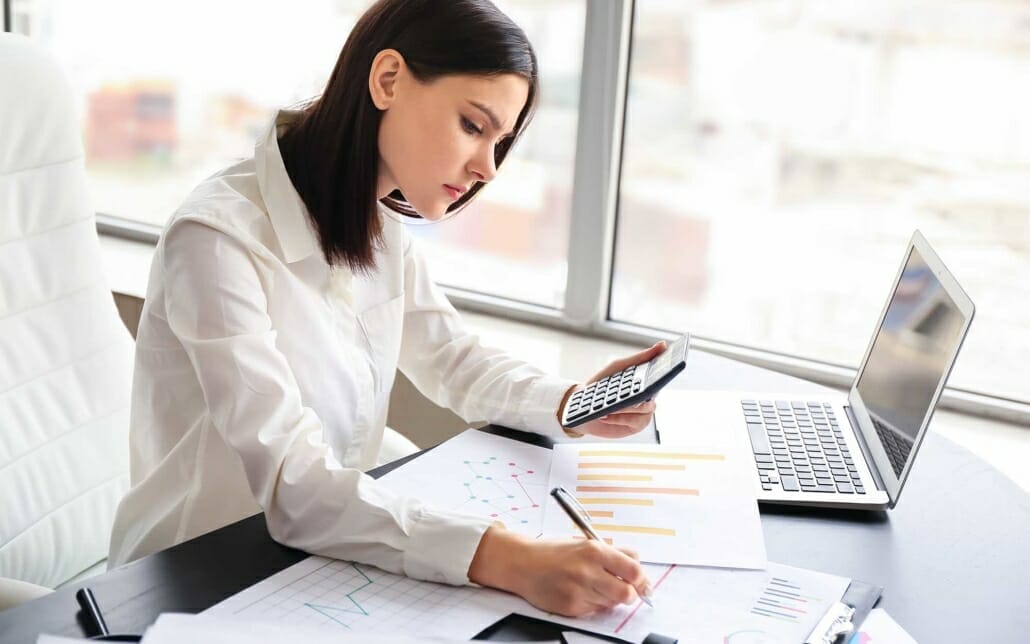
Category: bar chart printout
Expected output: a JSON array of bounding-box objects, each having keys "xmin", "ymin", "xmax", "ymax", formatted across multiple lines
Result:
[{"xmin": 542, "ymin": 444, "xmax": 766, "ymax": 568}]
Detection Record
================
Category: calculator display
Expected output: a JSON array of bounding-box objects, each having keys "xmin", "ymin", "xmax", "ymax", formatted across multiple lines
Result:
[{"xmin": 646, "ymin": 335, "xmax": 688, "ymax": 386}]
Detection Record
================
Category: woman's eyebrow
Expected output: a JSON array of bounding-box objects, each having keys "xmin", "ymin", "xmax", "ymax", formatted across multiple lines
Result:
[{"xmin": 468, "ymin": 100, "xmax": 513, "ymax": 137}]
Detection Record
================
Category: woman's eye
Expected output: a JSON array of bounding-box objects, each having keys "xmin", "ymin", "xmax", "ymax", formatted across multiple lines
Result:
[{"xmin": 461, "ymin": 116, "xmax": 483, "ymax": 135}]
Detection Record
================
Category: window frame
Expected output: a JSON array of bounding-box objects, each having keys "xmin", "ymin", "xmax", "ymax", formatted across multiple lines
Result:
[{"xmin": 8, "ymin": 0, "xmax": 1026, "ymax": 425}]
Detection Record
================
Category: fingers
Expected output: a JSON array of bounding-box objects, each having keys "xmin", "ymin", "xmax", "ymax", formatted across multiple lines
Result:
[
  {"xmin": 588, "ymin": 342, "xmax": 668, "ymax": 382},
  {"xmin": 579, "ymin": 542, "xmax": 643, "ymax": 609},
  {"xmin": 590, "ymin": 401, "xmax": 656, "ymax": 437},
  {"xmin": 598, "ymin": 545, "xmax": 650, "ymax": 605},
  {"xmin": 611, "ymin": 341, "xmax": 667, "ymax": 372},
  {"xmin": 588, "ymin": 573, "xmax": 638, "ymax": 608},
  {"xmin": 604, "ymin": 401, "xmax": 657, "ymax": 417},
  {"xmin": 616, "ymin": 546, "xmax": 640, "ymax": 561},
  {"xmin": 588, "ymin": 421, "xmax": 647, "ymax": 439}
]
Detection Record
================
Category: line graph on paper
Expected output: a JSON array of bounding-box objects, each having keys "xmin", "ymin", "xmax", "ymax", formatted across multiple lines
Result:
[
  {"xmin": 203, "ymin": 557, "xmax": 506, "ymax": 637},
  {"xmin": 377, "ymin": 429, "xmax": 552, "ymax": 537}
]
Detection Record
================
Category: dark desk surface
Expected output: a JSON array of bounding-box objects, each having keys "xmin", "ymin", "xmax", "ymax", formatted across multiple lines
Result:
[{"xmin": 3, "ymin": 350, "xmax": 1029, "ymax": 643}]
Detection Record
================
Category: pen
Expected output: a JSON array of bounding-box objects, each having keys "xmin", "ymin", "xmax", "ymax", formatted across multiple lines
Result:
[
  {"xmin": 75, "ymin": 587, "xmax": 110, "ymax": 637},
  {"xmin": 550, "ymin": 486, "xmax": 654, "ymax": 607}
]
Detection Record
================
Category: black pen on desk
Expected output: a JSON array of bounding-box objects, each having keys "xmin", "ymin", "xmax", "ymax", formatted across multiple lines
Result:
[
  {"xmin": 549, "ymin": 486, "xmax": 655, "ymax": 607},
  {"xmin": 76, "ymin": 587, "xmax": 110, "ymax": 637}
]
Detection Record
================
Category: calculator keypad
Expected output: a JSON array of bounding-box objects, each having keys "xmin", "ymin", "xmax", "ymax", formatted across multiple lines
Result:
[{"xmin": 563, "ymin": 364, "xmax": 645, "ymax": 425}]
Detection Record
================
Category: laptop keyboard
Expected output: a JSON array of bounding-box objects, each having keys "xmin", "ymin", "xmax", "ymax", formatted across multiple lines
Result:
[
  {"xmin": 742, "ymin": 400, "xmax": 866, "ymax": 495},
  {"xmin": 872, "ymin": 417, "xmax": 911, "ymax": 478}
]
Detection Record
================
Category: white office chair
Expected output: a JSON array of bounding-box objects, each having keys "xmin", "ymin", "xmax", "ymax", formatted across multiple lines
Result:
[{"xmin": 0, "ymin": 34, "xmax": 134, "ymax": 610}]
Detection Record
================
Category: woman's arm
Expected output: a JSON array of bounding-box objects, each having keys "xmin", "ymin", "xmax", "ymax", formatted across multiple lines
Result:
[
  {"xmin": 395, "ymin": 231, "xmax": 576, "ymax": 437},
  {"xmin": 160, "ymin": 218, "xmax": 491, "ymax": 585},
  {"xmin": 396, "ymin": 229, "xmax": 662, "ymax": 441}
]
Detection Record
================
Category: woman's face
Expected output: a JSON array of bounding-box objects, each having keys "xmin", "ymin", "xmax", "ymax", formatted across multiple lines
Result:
[{"xmin": 374, "ymin": 59, "xmax": 529, "ymax": 220}]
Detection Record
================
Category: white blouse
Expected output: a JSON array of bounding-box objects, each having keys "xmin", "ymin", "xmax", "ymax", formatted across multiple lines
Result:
[{"xmin": 108, "ymin": 110, "xmax": 576, "ymax": 585}]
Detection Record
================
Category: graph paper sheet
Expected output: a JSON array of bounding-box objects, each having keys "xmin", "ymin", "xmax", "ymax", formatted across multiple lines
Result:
[
  {"xmin": 515, "ymin": 561, "xmax": 851, "ymax": 644},
  {"xmin": 203, "ymin": 556, "xmax": 512, "ymax": 638},
  {"xmin": 542, "ymin": 443, "xmax": 766, "ymax": 568},
  {"xmin": 377, "ymin": 429, "xmax": 553, "ymax": 538}
]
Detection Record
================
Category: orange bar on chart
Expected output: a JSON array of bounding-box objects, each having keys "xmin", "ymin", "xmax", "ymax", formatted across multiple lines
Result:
[
  {"xmin": 576, "ymin": 486, "xmax": 700, "ymax": 496},
  {"xmin": 573, "ymin": 536, "xmax": 614, "ymax": 545},
  {"xmin": 585, "ymin": 510, "xmax": 614, "ymax": 518},
  {"xmin": 578, "ymin": 462, "xmax": 686, "ymax": 470},
  {"xmin": 579, "ymin": 450, "xmax": 725, "ymax": 461},
  {"xmin": 576, "ymin": 474, "xmax": 653, "ymax": 482},
  {"xmin": 592, "ymin": 524, "xmax": 676, "ymax": 536},
  {"xmin": 577, "ymin": 497, "xmax": 654, "ymax": 506}
]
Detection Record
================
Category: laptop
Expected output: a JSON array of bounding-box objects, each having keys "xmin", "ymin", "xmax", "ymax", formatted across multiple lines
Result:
[{"xmin": 660, "ymin": 231, "xmax": 974, "ymax": 510}]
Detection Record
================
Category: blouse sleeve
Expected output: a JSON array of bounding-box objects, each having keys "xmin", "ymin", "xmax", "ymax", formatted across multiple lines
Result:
[
  {"xmin": 160, "ymin": 218, "xmax": 492, "ymax": 585},
  {"xmin": 395, "ymin": 230, "xmax": 578, "ymax": 439}
]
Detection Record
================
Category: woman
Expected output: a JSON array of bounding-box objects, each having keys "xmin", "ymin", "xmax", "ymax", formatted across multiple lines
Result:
[{"xmin": 109, "ymin": 0, "xmax": 666, "ymax": 617}]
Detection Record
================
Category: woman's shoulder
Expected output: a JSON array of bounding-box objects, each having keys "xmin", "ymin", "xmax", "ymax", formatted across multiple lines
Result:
[{"xmin": 163, "ymin": 157, "xmax": 279, "ymax": 257}]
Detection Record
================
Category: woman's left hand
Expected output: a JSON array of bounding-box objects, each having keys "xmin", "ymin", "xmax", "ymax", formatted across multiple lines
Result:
[{"xmin": 557, "ymin": 341, "xmax": 667, "ymax": 439}]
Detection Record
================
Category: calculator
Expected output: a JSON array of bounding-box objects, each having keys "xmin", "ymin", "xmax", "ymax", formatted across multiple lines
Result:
[{"xmin": 560, "ymin": 333, "xmax": 690, "ymax": 428}]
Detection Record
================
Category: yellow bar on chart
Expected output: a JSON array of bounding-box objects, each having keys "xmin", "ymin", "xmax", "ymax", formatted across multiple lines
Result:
[
  {"xmin": 592, "ymin": 524, "xmax": 676, "ymax": 536},
  {"xmin": 577, "ymin": 497, "xmax": 654, "ymax": 506},
  {"xmin": 585, "ymin": 510, "xmax": 614, "ymax": 518},
  {"xmin": 576, "ymin": 474, "xmax": 653, "ymax": 482},
  {"xmin": 578, "ymin": 462, "xmax": 686, "ymax": 470},
  {"xmin": 577, "ymin": 486, "xmax": 700, "ymax": 496},
  {"xmin": 579, "ymin": 450, "xmax": 725, "ymax": 461}
]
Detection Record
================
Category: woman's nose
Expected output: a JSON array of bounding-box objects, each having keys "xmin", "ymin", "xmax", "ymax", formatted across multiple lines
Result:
[{"xmin": 468, "ymin": 146, "xmax": 497, "ymax": 183}]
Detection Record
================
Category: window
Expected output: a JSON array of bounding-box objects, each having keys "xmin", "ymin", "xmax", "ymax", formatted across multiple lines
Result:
[
  {"xmin": 11, "ymin": 0, "xmax": 584, "ymax": 308},
  {"xmin": 12, "ymin": 0, "xmax": 357, "ymax": 225},
  {"xmin": 10, "ymin": 0, "xmax": 1027, "ymax": 415},
  {"xmin": 611, "ymin": 1, "xmax": 1030, "ymax": 404}
]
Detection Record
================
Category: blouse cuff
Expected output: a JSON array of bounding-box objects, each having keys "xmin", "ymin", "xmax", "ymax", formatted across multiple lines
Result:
[
  {"xmin": 519, "ymin": 375, "xmax": 579, "ymax": 440},
  {"xmin": 403, "ymin": 507, "xmax": 493, "ymax": 586}
]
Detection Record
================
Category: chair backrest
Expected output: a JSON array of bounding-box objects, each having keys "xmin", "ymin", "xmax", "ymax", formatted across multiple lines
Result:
[{"xmin": 0, "ymin": 33, "xmax": 134, "ymax": 588}]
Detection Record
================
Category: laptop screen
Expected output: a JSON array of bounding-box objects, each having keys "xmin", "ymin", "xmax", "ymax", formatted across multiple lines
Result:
[{"xmin": 855, "ymin": 245, "xmax": 967, "ymax": 478}]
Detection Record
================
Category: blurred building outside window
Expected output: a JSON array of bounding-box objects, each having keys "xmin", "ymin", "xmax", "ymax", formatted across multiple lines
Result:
[
  {"xmin": 612, "ymin": 0, "xmax": 1030, "ymax": 404},
  {"xmin": 11, "ymin": 0, "xmax": 582, "ymax": 308}
]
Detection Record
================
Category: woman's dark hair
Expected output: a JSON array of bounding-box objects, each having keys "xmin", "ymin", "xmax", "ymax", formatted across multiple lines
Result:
[{"xmin": 278, "ymin": 0, "xmax": 539, "ymax": 272}]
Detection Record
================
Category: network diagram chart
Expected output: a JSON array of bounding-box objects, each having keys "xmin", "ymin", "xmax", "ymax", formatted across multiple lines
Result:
[{"xmin": 377, "ymin": 430, "xmax": 553, "ymax": 537}]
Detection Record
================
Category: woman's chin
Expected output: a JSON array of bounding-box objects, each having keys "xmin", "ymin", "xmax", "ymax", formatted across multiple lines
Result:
[{"xmin": 413, "ymin": 202, "xmax": 450, "ymax": 222}]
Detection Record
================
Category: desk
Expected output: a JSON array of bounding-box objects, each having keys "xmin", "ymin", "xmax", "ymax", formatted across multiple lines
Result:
[{"xmin": 2, "ymin": 350, "xmax": 1028, "ymax": 643}]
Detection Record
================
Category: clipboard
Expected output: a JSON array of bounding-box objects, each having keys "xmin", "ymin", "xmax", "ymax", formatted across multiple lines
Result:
[{"xmin": 804, "ymin": 579, "xmax": 883, "ymax": 644}]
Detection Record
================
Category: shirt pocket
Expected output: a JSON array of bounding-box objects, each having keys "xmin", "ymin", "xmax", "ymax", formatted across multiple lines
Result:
[{"xmin": 356, "ymin": 293, "xmax": 404, "ymax": 395}]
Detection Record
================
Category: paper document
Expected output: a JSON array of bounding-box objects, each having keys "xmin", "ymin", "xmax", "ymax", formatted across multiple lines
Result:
[
  {"xmin": 142, "ymin": 612, "xmax": 480, "ymax": 643},
  {"xmin": 849, "ymin": 608, "xmax": 918, "ymax": 644},
  {"xmin": 203, "ymin": 556, "xmax": 510, "ymax": 639},
  {"xmin": 542, "ymin": 443, "xmax": 766, "ymax": 568},
  {"xmin": 514, "ymin": 562, "xmax": 851, "ymax": 644},
  {"xmin": 378, "ymin": 429, "xmax": 552, "ymax": 537}
]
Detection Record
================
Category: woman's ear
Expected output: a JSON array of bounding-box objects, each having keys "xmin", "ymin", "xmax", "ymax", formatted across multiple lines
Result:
[{"xmin": 369, "ymin": 49, "xmax": 405, "ymax": 110}]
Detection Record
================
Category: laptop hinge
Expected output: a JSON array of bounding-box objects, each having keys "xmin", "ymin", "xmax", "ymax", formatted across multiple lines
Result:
[{"xmin": 845, "ymin": 404, "xmax": 886, "ymax": 493}]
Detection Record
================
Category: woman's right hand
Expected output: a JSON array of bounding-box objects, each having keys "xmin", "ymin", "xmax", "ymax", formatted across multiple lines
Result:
[{"xmin": 467, "ymin": 524, "xmax": 650, "ymax": 617}]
